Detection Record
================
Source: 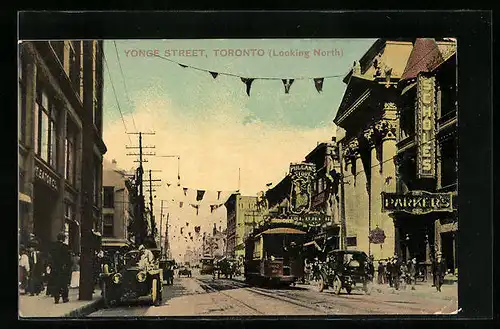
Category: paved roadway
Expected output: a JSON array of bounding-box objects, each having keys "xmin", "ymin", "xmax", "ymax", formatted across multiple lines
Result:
[{"xmin": 88, "ymin": 270, "xmax": 458, "ymax": 317}]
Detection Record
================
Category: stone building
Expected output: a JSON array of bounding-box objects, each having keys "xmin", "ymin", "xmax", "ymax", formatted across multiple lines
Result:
[
  {"xmin": 101, "ymin": 159, "xmax": 133, "ymax": 252},
  {"xmin": 18, "ymin": 41, "xmax": 106, "ymax": 255},
  {"xmin": 224, "ymin": 194, "xmax": 264, "ymax": 259},
  {"xmin": 333, "ymin": 38, "xmax": 458, "ymax": 275}
]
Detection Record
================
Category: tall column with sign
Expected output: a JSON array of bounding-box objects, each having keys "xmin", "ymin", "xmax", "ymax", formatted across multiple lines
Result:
[{"xmin": 380, "ymin": 103, "xmax": 398, "ymax": 261}]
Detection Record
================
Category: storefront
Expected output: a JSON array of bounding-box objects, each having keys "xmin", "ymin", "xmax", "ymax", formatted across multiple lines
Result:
[{"xmin": 33, "ymin": 158, "xmax": 62, "ymax": 253}]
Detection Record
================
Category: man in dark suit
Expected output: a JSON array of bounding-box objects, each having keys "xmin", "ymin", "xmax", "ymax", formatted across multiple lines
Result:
[
  {"xmin": 49, "ymin": 232, "xmax": 72, "ymax": 304},
  {"xmin": 27, "ymin": 239, "xmax": 43, "ymax": 296}
]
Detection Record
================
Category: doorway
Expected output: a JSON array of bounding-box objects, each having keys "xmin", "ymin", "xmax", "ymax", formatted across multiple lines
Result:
[
  {"xmin": 33, "ymin": 183, "xmax": 57, "ymax": 252},
  {"xmin": 440, "ymin": 231, "xmax": 455, "ymax": 274}
]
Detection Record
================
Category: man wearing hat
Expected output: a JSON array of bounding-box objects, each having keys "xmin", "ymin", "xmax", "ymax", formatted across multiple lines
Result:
[
  {"xmin": 435, "ymin": 251, "xmax": 446, "ymax": 292},
  {"xmin": 48, "ymin": 232, "xmax": 72, "ymax": 303},
  {"xmin": 138, "ymin": 244, "xmax": 155, "ymax": 270}
]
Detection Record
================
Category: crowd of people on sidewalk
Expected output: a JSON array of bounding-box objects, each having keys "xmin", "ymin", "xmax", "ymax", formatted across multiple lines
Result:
[
  {"xmin": 376, "ymin": 252, "xmax": 448, "ymax": 292},
  {"xmin": 19, "ymin": 232, "xmax": 105, "ymax": 304}
]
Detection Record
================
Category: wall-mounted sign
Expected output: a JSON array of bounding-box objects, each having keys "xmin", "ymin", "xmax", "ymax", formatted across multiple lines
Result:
[
  {"xmin": 416, "ymin": 74, "xmax": 437, "ymax": 179},
  {"xmin": 34, "ymin": 163, "xmax": 59, "ymax": 192},
  {"xmin": 381, "ymin": 191, "xmax": 453, "ymax": 214},
  {"xmin": 289, "ymin": 162, "xmax": 316, "ymax": 215}
]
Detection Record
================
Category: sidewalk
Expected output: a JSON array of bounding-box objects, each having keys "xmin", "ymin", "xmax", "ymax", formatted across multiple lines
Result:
[
  {"xmin": 19, "ymin": 287, "xmax": 102, "ymax": 318},
  {"xmin": 372, "ymin": 281, "xmax": 457, "ymax": 301}
]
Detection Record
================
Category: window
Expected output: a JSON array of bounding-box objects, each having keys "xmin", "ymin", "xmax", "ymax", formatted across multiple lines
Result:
[
  {"xmin": 18, "ymin": 57, "xmax": 26, "ymax": 145},
  {"xmin": 69, "ymin": 41, "xmax": 81, "ymax": 97},
  {"xmin": 64, "ymin": 120, "xmax": 77, "ymax": 185},
  {"xmin": 103, "ymin": 214, "xmax": 114, "ymax": 237},
  {"xmin": 440, "ymin": 137, "xmax": 457, "ymax": 188},
  {"xmin": 346, "ymin": 236, "xmax": 357, "ymax": 247},
  {"xmin": 103, "ymin": 186, "xmax": 114, "ymax": 208},
  {"xmin": 35, "ymin": 85, "xmax": 58, "ymax": 168},
  {"xmin": 93, "ymin": 160, "xmax": 100, "ymax": 206}
]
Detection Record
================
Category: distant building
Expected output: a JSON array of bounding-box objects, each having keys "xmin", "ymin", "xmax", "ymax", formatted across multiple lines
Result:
[
  {"xmin": 225, "ymin": 194, "xmax": 264, "ymax": 259},
  {"xmin": 101, "ymin": 159, "xmax": 133, "ymax": 252}
]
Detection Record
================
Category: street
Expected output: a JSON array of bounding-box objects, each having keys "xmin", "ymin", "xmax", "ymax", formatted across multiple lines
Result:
[{"xmin": 88, "ymin": 269, "xmax": 458, "ymax": 316}]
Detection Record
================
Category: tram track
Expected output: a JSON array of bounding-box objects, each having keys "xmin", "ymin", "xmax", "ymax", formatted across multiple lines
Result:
[
  {"xmin": 195, "ymin": 279, "xmax": 266, "ymax": 315},
  {"xmin": 195, "ymin": 277, "xmax": 328, "ymax": 315}
]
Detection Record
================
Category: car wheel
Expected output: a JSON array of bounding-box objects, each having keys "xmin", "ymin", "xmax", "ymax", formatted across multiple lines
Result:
[
  {"xmin": 312, "ymin": 275, "xmax": 325, "ymax": 293},
  {"xmin": 102, "ymin": 281, "xmax": 110, "ymax": 308},
  {"xmin": 332, "ymin": 276, "xmax": 342, "ymax": 295},
  {"xmin": 152, "ymin": 278, "xmax": 160, "ymax": 306}
]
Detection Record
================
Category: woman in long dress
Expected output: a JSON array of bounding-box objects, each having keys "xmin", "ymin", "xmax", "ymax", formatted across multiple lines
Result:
[{"xmin": 70, "ymin": 253, "xmax": 80, "ymax": 288}]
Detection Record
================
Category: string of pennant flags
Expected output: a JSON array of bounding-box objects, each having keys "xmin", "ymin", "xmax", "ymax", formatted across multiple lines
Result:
[{"xmin": 153, "ymin": 53, "xmax": 346, "ymax": 96}]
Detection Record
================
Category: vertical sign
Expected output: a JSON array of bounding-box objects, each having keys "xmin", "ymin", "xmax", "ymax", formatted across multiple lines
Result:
[{"xmin": 416, "ymin": 74, "xmax": 436, "ymax": 178}]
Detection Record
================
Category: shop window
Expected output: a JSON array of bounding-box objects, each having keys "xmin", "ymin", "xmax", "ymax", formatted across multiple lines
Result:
[
  {"xmin": 103, "ymin": 214, "xmax": 114, "ymax": 237},
  {"xmin": 103, "ymin": 186, "xmax": 114, "ymax": 208},
  {"xmin": 35, "ymin": 85, "xmax": 58, "ymax": 169},
  {"xmin": 346, "ymin": 236, "xmax": 357, "ymax": 247}
]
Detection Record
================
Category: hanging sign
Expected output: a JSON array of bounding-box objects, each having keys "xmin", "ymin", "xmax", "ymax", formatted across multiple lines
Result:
[
  {"xmin": 415, "ymin": 73, "xmax": 437, "ymax": 179},
  {"xmin": 34, "ymin": 162, "xmax": 58, "ymax": 192},
  {"xmin": 289, "ymin": 162, "xmax": 315, "ymax": 215},
  {"xmin": 381, "ymin": 191, "xmax": 453, "ymax": 214},
  {"xmin": 369, "ymin": 227, "xmax": 386, "ymax": 244}
]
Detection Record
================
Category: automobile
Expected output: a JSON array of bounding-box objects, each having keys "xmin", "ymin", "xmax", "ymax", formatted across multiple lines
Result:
[
  {"xmin": 311, "ymin": 249, "xmax": 374, "ymax": 295},
  {"xmin": 200, "ymin": 257, "xmax": 214, "ymax": 275},
  {"xmin": 178, "ymin": 265, "xmax": 192, "ymax": 278},
  {"xmin": 99, "ymin": 249, "xmax": 163, "ymax": 307}
]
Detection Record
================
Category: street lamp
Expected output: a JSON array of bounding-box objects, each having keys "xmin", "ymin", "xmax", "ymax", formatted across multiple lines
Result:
[{"xmin": 405, "ymin": 234, "xmax": 410, "ymax": 262}]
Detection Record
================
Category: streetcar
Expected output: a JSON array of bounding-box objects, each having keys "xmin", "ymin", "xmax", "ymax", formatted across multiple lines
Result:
[
  {"xmin": 200, "ymin": 257, "xmax": 215, "ymax": 275},
  {"xmin": 244, "ymin": 222, "xmax": 307, "ymax": 286}
]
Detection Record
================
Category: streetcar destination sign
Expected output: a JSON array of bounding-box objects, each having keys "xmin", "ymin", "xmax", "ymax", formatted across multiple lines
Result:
[{"xmin": 381, "ymin": 191, "xmax": 453, "ymax": 214}]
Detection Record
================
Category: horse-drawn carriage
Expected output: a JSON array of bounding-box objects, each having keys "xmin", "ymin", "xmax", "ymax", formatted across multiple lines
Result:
[{"xmin": 213, "ymin": 256, "xmax": 238, "ymax": 279}]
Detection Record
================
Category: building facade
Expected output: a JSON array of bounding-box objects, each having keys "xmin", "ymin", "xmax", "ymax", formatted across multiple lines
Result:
[
  {"xmin": 18, "ymin": 41, "xmax": 106, "ymax": 256},
  {"xmin": 224, "ymin": 194, "xmax": 264, "ymax": 259},
  {"xmin": 101, "ymin": 159, "xmax": 133, "ymax": 251},
  {"xmin": 334, "ymin": 38, "xmax": 457, "ymax": 275}
]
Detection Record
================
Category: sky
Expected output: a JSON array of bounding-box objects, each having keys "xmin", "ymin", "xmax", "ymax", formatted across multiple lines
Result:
[{"xmin": 101, "ymin": 39, "xmax": 377, "ymax": 258}]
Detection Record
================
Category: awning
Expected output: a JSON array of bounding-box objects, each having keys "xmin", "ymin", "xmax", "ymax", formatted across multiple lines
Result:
[
  {"xmin": 256, "ymin": 227, "xmax": 306, "ymax": 237},
  {"xmin": 19, "ymin": 193, "xmax": 32, "ymax": 204}
]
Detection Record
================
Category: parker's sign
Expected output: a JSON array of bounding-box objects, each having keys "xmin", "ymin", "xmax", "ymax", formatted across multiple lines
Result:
[
  {"xmin": 35, "ymin": 163, "xmax": 59, "ymax": 192},
  {"xmin": 416, "ymin": 74, "xmax": 437, "ymax": 179},
  {"xmin": 381, "ymin": 191, "xmax": 453, "ymax": 214}
]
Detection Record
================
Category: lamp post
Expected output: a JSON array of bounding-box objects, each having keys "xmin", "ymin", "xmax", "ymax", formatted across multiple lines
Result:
[{"xmin": 405, "ymin": 234, "xmax": 410, "ymax": 262}]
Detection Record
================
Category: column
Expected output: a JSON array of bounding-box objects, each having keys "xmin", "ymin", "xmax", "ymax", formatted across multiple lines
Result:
[
  {"xmin": 51, "ymin": 107, "xmax": 67, "ymax": 241},
  {"xmin": 353, "ymin": 145, "xmax": 370, "ymax": 254},
  {"xmin": 24, "ymin": 59, "xmax": 37, "ymax": 241}
]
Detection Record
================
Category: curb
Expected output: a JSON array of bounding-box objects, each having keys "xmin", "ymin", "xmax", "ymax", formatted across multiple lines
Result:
[{"xmin": 63, "ymin": 297, "xmax": 103, "ymax": 317}]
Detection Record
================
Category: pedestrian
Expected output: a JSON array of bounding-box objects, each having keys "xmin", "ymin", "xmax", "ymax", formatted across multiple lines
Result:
[
  {"xmin": 431, "ymin": 252, "xmax": 437, "ymax": 287},
  {"xmin": 435, "ymin": 252, "xmax": 446, "ymax": 292},
  {"xmin": 377, "ymin": 260, "xmax": 385, "ymax": 285},
  {"xmin": 386, "ymin": 258, "xmax": 393, "ymax": 287},
  {"xmin": 93, "ymin": 249, "xmax": 104, "ymax": 293},
  {"xmin": 408, "ymin": 258, "xmax": 417, "ymax": 290},
  {"xmin": 19, "ymin": 245, "xmax": 30, "ymax": 294},
  {"xmin": 27, "ymin": 241, "xmax": 43, "ymax": 296},
  {"xmin": 48, "ymin": 232, "xmax": 72, "ymax": 304},
  {"xmin": 400, "ymin": 261, "xmax": 408, "ymax": 290},
  {"xmin": 391, "ymin": 256, "xmax": 401, "ymax": 290}
]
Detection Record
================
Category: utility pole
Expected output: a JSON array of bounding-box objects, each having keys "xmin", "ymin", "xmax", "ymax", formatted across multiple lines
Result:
[
  {"xmin": 338, "ymin": 141, "xmax": 347, "ymax": 250},
  {"xmin": 147, "ymin": 169, "xmax": 162, "ymax": 242},
  {"xmin": 158, "ymin": 200, "xmax": 169, "ymax": 257},
  {"xmin": 126, "ymin": 132, "xmax": 155, "ymax": 246}
]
